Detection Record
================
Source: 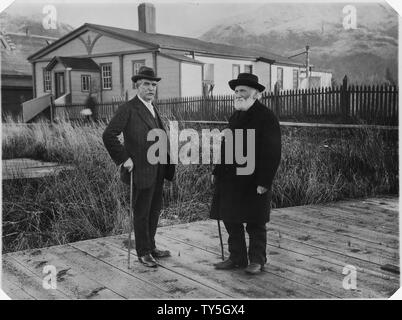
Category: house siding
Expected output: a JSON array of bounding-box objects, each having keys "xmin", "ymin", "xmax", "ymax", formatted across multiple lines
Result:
[
  {"xmin": 123, "ymin": 52, "xmax": 154, "ymax": 100},
  {"xmin": 91, "ymin": 33, "xmax": 146, "ymax": 54},
  {"xmin": 193, "ymin": 56, "xmax": 256, "ymax": 95},
  {"xmin": 41, "ymin": 32, "xmax": 148, "ymax": 60},
  {"xmin": 254, "ymin": 61, "xmax": 271, "ymax": 92},
  {"xmin": 35, "ymin": 61, "xmax": 50, "ymax": 98},
  {"xmin": 70, "ymin": 71, "xmax": 101, "ymax": 104},
  {"xmin": 42, "ymin": 38, "xmax": 88, "ymax": 59},
  {"xmin": 156, "ymin": 55, "xmax": 180, "ymax": 99},
  {"xmin": 181, "ymin": 62, "xmax": 202, "ymax": 97},
  {"xmin": 91, "ymin": 56, "xmax": 120, "ymax": 102}
]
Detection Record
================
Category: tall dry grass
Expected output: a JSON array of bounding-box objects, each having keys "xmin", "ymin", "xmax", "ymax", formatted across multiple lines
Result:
[{"xmin": 2, "ymin": 119, "xmax": 398, "ymax": 252}]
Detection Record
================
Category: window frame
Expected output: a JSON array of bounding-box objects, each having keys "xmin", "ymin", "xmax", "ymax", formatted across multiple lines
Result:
[
  {"xmin": 132, "ymin": 59, "xmax": 146, "ymax": 89},
  {"xmin": 100, "ymin": 63, "xmax": 112, "ymax": 90},
  {"xmin": 43, "ymin": 69, "xmax": 52, "ymax": 92},
  {"xmin": 81, "ymin": 74, "xmax": 91, "ymax": 92},
  {"xmin": 244, "ymin": 64, "xmax": 253, "ymax": 74},
  {"xmin": 232, "ymin": 64, "xmax": 241, "ymax": 79}
]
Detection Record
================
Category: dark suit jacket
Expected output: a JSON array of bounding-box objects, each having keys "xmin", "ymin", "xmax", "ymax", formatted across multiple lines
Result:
[
  {"xmin": 102, "ymin": 95, "xmax": 175, "ymax": 189},
  {"xmin": 210, "ymin": 100, "xmax": 281, "ymax": 223}
]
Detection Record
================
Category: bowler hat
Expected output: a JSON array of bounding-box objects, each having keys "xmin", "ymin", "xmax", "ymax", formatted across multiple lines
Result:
[
  {"xmin": 229, "ymin": 73, "xmax": 265, "ymax": 92},
  {"xmin": 131, "ymin": 66, "xmax": 161, "ymax": 82}
]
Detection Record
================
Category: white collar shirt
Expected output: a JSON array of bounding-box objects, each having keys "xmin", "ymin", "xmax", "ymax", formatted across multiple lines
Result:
[{"xmin": 137, "ymin": 95, "xmax": 156, "ymax": 118}]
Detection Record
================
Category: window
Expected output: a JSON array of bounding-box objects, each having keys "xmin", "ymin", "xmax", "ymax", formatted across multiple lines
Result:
[
  {"xmin": 43, "ymin": 69, "xmax": 51, "ymax": 92},
  {"xmin": 293, "ymin": 69, "xmax": 299, "ymax": 89},
  {"xmin": 203, "ymin": 63, "xmax": 214, "ymax": 83},
  {"xmin": 244, "ymin": 64, "xmax": 253, "ymax": 73},
  {"xmin": 101, "ymin": 64, "xmax": 112, "ymax": 90},
  {"xmin": 132, "ymin": 60, "xmax": 145, "ymax": 88},
  {"xmin": 232, "ymin": 64, "xmax": 240, "ymax": 79},
  {"xmin": 81, "ymin": 75, "xmax": 91, "ymax": 92},
  {"xmin": 277, "ymin": 67, "xmax": 283, "ymax": 90}
]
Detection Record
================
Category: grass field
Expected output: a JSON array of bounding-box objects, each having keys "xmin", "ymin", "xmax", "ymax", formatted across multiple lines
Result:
[{"xmin": 2, "ymin": 119, "xmax": 398, "ymax": 253}]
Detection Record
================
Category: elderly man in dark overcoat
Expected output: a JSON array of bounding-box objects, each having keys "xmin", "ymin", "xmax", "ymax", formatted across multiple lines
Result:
[
  {"xmin": 210, "ymin": 73, "xmax": 281, "ymax": 274},
  {"xmin": 103, "ymin": 66, "xmax": 175, "ymax": 268}
]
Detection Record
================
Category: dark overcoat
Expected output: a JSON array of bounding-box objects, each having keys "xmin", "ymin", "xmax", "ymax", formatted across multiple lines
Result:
[
  {"xmin": 102, "ymin": 96, "xmax": 175, "ymax": 189},
  {"xmin": 210, "ymin": 100, "xmax": 281, "ymax": 223}
]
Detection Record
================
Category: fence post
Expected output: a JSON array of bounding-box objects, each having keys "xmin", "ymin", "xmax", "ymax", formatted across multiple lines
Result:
[
  {"xmin": 50, "ymin": 100, "xmax": 54, "ymax": 123},
  {"xmin": 274, "ymin": 82, "xmax": 280, "ymax": 117},
  {"xmin": 341, "ymin": 75, "xmax": 350, "ymax": 120},
  {"xmin": 302, "ymin": 88, "xmax": 307, "ymax": 117}
]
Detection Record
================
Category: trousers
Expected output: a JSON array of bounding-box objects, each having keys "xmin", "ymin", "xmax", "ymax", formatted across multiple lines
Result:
[
  {"xmin": 132, "ymin": 164, "xmax": 165, "ymax": 256},
  {"xmin": 223, "ymin": 221, "xmax": 267, "ymax": 265}
]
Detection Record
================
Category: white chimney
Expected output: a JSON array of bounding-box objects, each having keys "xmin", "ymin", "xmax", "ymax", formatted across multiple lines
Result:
[{"xmin": 138, "ymin": 3, "xmax": 156, "ymax": 33}]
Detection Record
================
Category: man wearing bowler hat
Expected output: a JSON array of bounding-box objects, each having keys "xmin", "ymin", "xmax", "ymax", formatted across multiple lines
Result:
[
  {"xmin": 210, "ymin": 72, "xmax": 282, "ymax": 274},
  {"xmin": 103, "ymin": 66, "xmax": 175, "ymax": 268}
]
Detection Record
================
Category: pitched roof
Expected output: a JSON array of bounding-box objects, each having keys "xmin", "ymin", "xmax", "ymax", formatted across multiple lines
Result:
[
  {"xmin": 1, "ymin": 33, "xmax": 57, "ymax": 76},
  {"xmin": 88, "ymin": 23, "xmax": 302, "ymax": 66},
  {"xmin": 29, "ymin": 23, "xmax": 304, "ymax": 67},
  {"xmin": 159, "ymin": 52, "xmax": 203, "ymax": 64},
  {"xmin": 46, "ymin": 56, "xmax": 100, "ymax": 71}
]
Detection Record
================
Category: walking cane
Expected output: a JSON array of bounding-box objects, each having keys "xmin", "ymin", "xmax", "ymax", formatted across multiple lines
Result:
[
  {"xmin": 127, "ymin": 169, "xmax": 134, "ymax": 269},
  {"xmin": 217, "ymin": 219, "xmax": 225, "ymax": 261},
  {"xmin": 213, "ymin": 175, "xmax": 225, "ymax": 261}
]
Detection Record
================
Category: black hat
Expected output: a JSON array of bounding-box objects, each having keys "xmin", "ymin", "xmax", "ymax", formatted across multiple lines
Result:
[
  {"xmin": 228, "ymin": 73, "xmax": 265, "ymax": 92},
  {"xmin": 131, "ymin": 66, "xmax": 161, "ymax": 82}
]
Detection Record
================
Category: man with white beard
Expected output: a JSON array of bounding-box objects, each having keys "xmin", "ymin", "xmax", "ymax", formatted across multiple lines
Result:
[{"xmin": 210, "ymin": 73, "xmax": 282, "ymax": 275}]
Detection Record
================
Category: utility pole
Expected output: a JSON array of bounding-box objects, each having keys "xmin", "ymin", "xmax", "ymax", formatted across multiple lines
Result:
[
  {"xmin": 305, "ymin": 45, "xmax": 310, "ymax": 79},
  {"xmin": 288, "ymin": 45, "xmax": 310, "ymax": 87}
]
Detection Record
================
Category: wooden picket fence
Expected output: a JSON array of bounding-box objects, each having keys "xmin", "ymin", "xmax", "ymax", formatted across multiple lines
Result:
[{"xmin": 53, "ymin": 77, "xmax": 398, "ymax": 125}]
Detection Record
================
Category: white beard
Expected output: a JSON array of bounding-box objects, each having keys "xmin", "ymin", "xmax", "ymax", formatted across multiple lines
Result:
[{"xmin": 234, "ymin": 97, "xmax": 255, "ymax": 111}]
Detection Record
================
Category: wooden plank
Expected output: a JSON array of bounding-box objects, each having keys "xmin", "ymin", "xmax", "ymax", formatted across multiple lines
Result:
[
  {"xmin": 2, "ymin": 256, "xmax": 70, "ymax": 299},
  {"xmin": 1, "ymin": 276, "xmax": 37, "ymax": 300},
  {"xmin": 158, "ymin": 221, "xmax": 398, "ymax": 298},
  {"xmin": 104, "ymin": 234, "xmax": 279, "ymax": 298},
  {"xmin": 105, "ymin": 233, "xmax": 336, "ymax": 298},
  {"xmin": 280, "ymin": 203, "xmax": 396, "ymax": 234},
  {"xmin": 70, "ymin": 238, "xmax": 229, "ymax": 299},
  {"xmin": 322, "ymin": 201, "xmax": 398, "ymax": 228},
  {"xmin": 52, "ymin": 244, "xmax": 169, "ymax": 299},
  {"xmin": 307, "ymin": 204, "xmax": 397, "ymax": 235},
  {"xmin": 272, "ymin": 206, "xmax": 398, "ymax": 249},
  {"xmin": 267, "ymin": 219, "xmax": 398, "ymax": 266},
  {"xmin": 163, "ymin": 220, "xmax": 398, "ymax": 280},
  {"xmin": 7, "ymin": 246, "xmax": 124, "ymax": 300}
]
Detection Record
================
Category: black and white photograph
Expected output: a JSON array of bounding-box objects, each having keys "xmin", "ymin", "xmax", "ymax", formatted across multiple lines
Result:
[{"xmin": 0, "ymin": 0, "xmax": 400, "ymax": 305}]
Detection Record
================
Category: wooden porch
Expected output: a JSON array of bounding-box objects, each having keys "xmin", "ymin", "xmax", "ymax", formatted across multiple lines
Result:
[{"xmin": 1, "ymin": 196, "xmax": 399, "ymax": 299}]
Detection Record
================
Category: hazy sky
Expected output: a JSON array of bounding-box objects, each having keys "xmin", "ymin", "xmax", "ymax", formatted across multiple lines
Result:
[
  {"xmin": 2, "ymin": 0, "xmax": 400, "ymax": 38},
  {"xmin": 2, "ymin": 0, "xmax": 263, "ymax": 37}
]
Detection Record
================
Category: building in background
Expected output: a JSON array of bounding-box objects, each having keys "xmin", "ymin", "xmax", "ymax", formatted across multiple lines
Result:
[
  {"xmin": 28, "ymin": 3, "xmax": 332, "ymax": 106},
  {"xmin": 1, "ymin": 31, "xmax": 58, "ymax": 120}
]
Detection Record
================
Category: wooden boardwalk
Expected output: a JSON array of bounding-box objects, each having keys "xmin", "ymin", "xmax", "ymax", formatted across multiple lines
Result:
[
  {"xmin": 1, "ymin": 196, "xmax": 399, "ymax": 299},
  {"xmin": 2, "ymin": 158, "xmax": 74, "ymax": 180}
]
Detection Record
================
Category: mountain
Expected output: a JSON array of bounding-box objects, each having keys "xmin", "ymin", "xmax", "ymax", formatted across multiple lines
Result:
[
  {"xmin": 0, "ymin": 12, "xmax": 73, "ymax": 38},
  {"xmin": 200, "ymin": 3, "xmax": 398, "ymax": 85}
]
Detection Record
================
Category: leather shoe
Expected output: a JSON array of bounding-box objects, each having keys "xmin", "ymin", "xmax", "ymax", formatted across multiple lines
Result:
[
  {"xmin": 138, "ymin": 254, "xmax": 158, "ymax": 268},
  {"xmin": 245, "ymin": 262, "xmax": 264, "ymax": 274},
  {"xmin": 152, "ymin": 248, "xmax": 171, "ymax": 258},
  {"xmin": 214, "ymin": 259, "xmax": 248, "ymax": 270}
]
